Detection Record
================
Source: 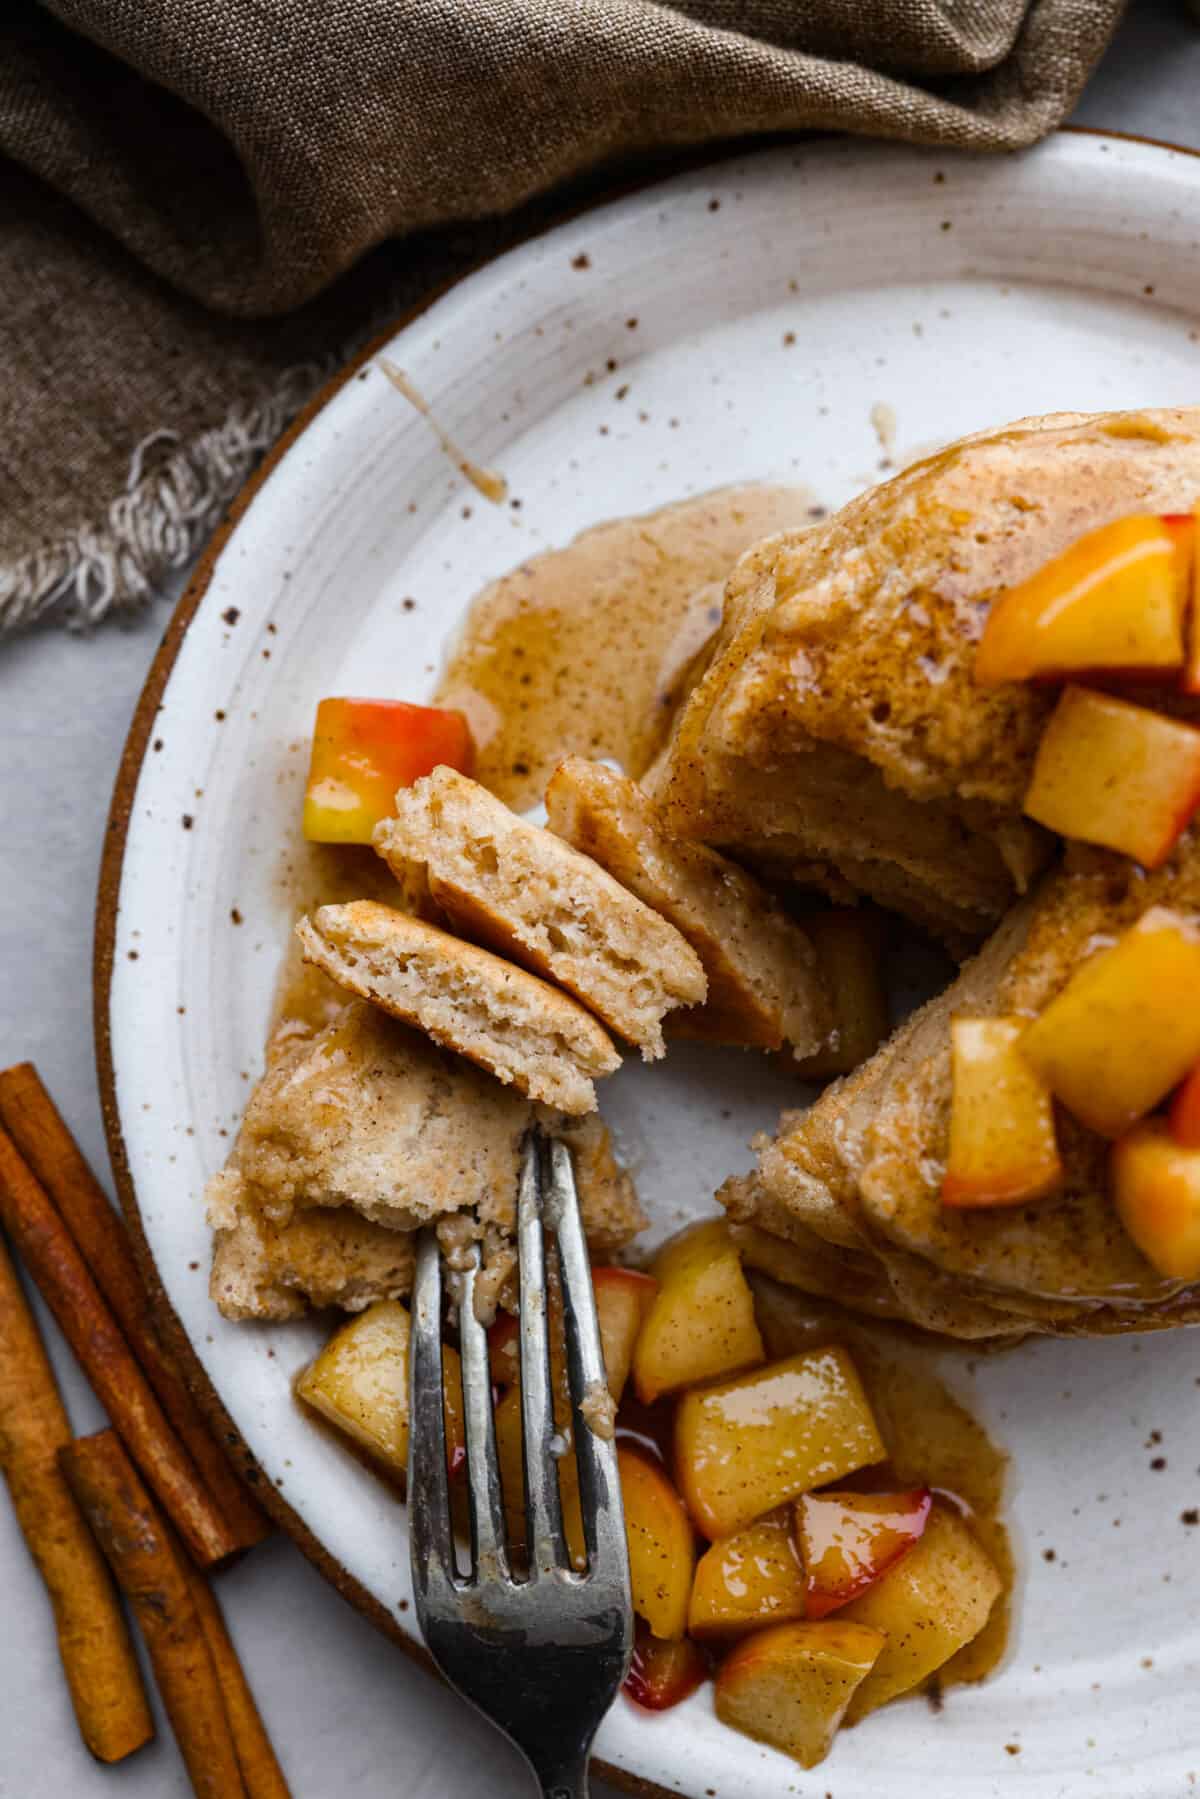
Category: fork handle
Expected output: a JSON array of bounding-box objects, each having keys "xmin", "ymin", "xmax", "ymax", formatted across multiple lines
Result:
[{"xmin": 528, "ymin": 1752, "xmax": 590, "ymax": 1798}]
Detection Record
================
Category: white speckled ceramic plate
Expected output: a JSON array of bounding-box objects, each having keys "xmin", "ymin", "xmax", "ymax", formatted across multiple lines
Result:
[{"xmin": 99, "ymin": 131, "xmax": 1200, "ymax": 1799}]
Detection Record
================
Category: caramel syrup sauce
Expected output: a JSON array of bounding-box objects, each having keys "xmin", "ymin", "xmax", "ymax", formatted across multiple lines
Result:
[
  {"xmin": 272, "ymin": 482, "xmax": 819, "ymax": 1016},
  {"xmin": 270, "ymin": 482, "xmax": 1012, "ymax": 1708},
  {"xmin": 617, "ymin": 1272, "xmax": 1012, "ymax": 1704},
  {"xmin": 435, "ymin": 484, "xmax": 821, "ymax": 811}
]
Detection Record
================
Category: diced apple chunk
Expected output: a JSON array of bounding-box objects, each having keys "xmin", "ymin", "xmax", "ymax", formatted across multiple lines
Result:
[
  {"xmin": 674, "ymin": 1346, "xmax": 884, "ymax": 1540},
  {"xmin": 1022, "ymin": 686, "xmax": 1200, "ymax": 868},
  {"xmin": 302, "ymin": 698, "xmax": 474, "ymax": 843},
  {"xmin": 942, "ymin": 1017, "xmax": 1062, "ymax": 1208},
  {"xmin": 593, "ymin": 1267, "xmax": 658, "ymax": 1405},
  {"xmin": 624, "ymin": 1621, "xmax": 708, "ymax": 1711},
  {"xmin": 1170, "ymin": 1063, "xmax": 1200, "ymax": 1149},
  {"xmin": 839, "ymin": 1504, "xmax": 1002, "ymax": 1721},
  {"xmin": 714, "ymin": 1620, "xmax": 885, "ymax": 1769},
  {"xmin": 688, "ymin": 1511, "xmax": 807, "ymax": 1639},
  {"xmin": 618, "ymin": 1447, "xmax": 695, "ymax": 1639},
  {"xmin": 296, "ymin": 1300, "xmax": 464, "ymax": 1482},
  {"xmin": 789, "ymin": 909, "xmax": 888, "ymax": 1079},
  {"xmin": 975, "ymin": 514, "xmax": 1187, "ymax": 686},
  {"xmin": 796, "ymin": 1488, "xmax": 932, "ymax": 1619},
  {"xmin": 494, "ymin": 1382, "xmax": 587, "ymax": 1570},
  {"xmin": 1112, "ymin": 1118, "xmax": 1200, "ymax": 1281},
  {"xmin": 487, "ymin": 1310, "xmax": 520, "ymax": 1391},
  {"xmin": 1179, "ymin": 505, "xmax": 1200, "ymax": 694},
  {"xmin": 633, "ymin": 1219, "xmax": 764, "ymax": 1405},
  {"xmin": 1020, "ymin": 907, "xmax": 1200, "ymax": 1138}
]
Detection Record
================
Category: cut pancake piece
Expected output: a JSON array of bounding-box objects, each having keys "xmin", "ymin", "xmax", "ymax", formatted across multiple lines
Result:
[
  {"xmin": 724, "ymin": 834, "xmax": 1200, "ymax": 1336},
  {"xmin": 296, "ymin": 900, "xmax": 619, "ymax": 1113},
  {"xmin": 855, "ymin": 840, "xmax": 1200, "ymax": 1305},
  {"xmin": 544, "ymin": 755, "xmax": 831, "ymax": 1055},
  {"xmin": 207, "ymin": 1005, "xmax": 644, "ymax": 1320},
  {"xmin": 658, "ymin": 409, "xmax": 1200, "ymax": 940},
  {"xmin": 373, "ymin": 766, "xmax": 706, "ymax": 1056},
  {"xmin": 208, "ymin": 999, "xmax": 535, "ymax": 1233},
  {"xmin": 208, "ymin": 1182, "xmax": 416, "ymax": 1322}
]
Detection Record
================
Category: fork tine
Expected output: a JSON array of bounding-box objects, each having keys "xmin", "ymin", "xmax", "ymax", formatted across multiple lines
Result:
[
  {"xmin": 545, "ymin": 1135, "xmax": 630, "ymax": 1578},
  {"xmin": 516, "ymin": 1132, "xmax": 568, "ymax": 1575},
  {"xmin": 456, "ymin": 1245, "xmax": 509, "ymax": 1580},
  {"xmin": 408, "ymin": 1228, "xmax": 456, "ymax": 1598}
]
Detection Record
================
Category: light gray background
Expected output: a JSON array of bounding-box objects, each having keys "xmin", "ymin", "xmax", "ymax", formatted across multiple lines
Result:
[{"xmin": 2, "ymin": 6, "xmax": 1198, "ymax": 1791}]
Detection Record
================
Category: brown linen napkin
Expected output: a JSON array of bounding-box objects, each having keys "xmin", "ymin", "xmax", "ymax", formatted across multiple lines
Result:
[{"xmin": 0, "ymin": 0, "xmax": 1123, "ymax": 634}]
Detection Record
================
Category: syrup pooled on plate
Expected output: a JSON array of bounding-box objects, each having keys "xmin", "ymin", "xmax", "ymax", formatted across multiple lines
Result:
[{"xmin": 436, "ymin": 483, "xmax": 819, "ymax": 809}]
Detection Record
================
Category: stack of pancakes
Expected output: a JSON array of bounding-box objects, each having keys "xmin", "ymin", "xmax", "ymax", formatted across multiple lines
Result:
[{"xmin": 657, "ymin": 407, "xmax": 1200, "ymax": 1339}]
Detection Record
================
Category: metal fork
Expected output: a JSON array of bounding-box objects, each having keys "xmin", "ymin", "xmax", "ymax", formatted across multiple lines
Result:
[{"xmin": 409, "ymin": 1129, "xmax": 633, "ymax": 1798}]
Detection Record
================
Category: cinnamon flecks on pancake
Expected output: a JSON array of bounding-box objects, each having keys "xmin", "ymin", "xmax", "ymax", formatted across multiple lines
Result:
[
  {"xmin": 295, "ymin": 900, "xmax": 620, "ymax": 1114},
  {"xmin": 206, "ymin": 1004, "xmax": 643, "ymax": 1321},
  {"xmin": 544, "ymin": 755, "xmax": 831, "ymax": 1056},
  {"xmin": 656, "ymin": 408, "xmax": 1200, "ymax": 946},
  {"xmin": 723, "ymin": 835, "xmax": 1200, "ymax": 1339},
  {"xmin": 373, "ymin": 765, "xmax": 707, "ymax": 1056}
]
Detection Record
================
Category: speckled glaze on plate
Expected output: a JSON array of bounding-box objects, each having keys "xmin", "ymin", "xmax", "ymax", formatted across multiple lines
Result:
[{"xmin": 98, "ymin": 132, "xmax": 1200, "ymax": 1799}]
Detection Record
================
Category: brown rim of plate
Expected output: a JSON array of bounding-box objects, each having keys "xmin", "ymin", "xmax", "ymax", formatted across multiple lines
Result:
[{"xmin": 92, "ymin": 125, "xmax": 1195, "ymax": 1797}]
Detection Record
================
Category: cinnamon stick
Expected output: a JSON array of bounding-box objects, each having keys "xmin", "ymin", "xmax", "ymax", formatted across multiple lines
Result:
[
  {"xmin": 0, "ymin": 1231, "xmax": 153, "ymax": 1762},
  {"xmin": 0, "ymin": 1126, "xmax": 238, "ymax": 1567},
  {"xmin": 61, "ymin": 1430, "xmax": 247, "ymax": 1799},
  {"xmin": 189, "ymin": 1572, "xmax": 292, "ymax": 1798},
  {"xmin": 0, "ymin": 1062, "xmax": 269, "ymax": 1551}
]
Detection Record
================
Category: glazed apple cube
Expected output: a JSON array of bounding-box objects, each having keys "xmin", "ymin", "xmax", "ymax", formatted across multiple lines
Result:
[
  {"xmin": 1022, "ymin": 686, "xmax": 1200, "ymax": 868},
  {"xmin": 839, "ymin": 1503, "xmax": 1002, "ymax": 1721},
  {"xmin": 302, "ymin": 697, "xmax": 474, "ymax": 843},
  {"xmin": 1182, "ymin": 504, "xmax": 1200, "ymax": 694},
  {"xmin": 618, "ymin": 1447, "xmax": 695, "ymax": 1639},
  {"xmin": 632, "ymin": 1219, "xmax": 764, "ymax": 1406},
  {"xmin": 593, "ymin": 1267, "xmax": 658, "ymax": 1405},
  {"xmin": 1112, "ymin": 1118, "xmax": 1200, "ymax": 1281},
  {"xmin": 494, "ymin": 1382, "xmax": 587, "ymax": 1570},
  {"xmin": 975, "ymin": 513, "xmax": 1186, "ymax": 686},
  {"xmin": 1020, "ymin": 907, "xmax": 1200, "ymax": 1138},
  {"xmin": 490, "ymin": 1266, "xmax": 656, "ymax": 1405},
  {"xmin": 296, "ymin": 1300, "xmax": 464, "ymax": 1482},
  {"xmin": 796, "ymin": 1488, "xmax": 932, "ymax": 1620},
  {"xmin": 941, "ymin": 1017, "xmax": 1062, "ymax": 1208},
  {"xmin": 688, "ymin": 1510, "xmax": 808, "ymax": 1639},
  {"xmin": 789, "ymin": 909, "xmax": 888, "ymax": 1079},
  {"xmin": 674, "ymin": 1346, "xmax": 884, "ymax": 1540},
  {"xmin": 714, "ymin": 1620, "xmax": 885, "ymax": 1769},
  {"xmin": 624, "ymin": 1620, "xmax": 708, "ymax": 1712},
  {"xmin": 487, "ymin": 1309, "xmax": 520, "ymax": 1391},
  {"xmin": 1169, "ymin": 1063, "xmax": 1200, "ymax": 1149}
]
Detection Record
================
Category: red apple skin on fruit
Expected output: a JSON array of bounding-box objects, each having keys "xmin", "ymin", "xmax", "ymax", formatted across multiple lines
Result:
[
  {"xmin": 1170, "ymin": 1064, "xmax": 1200, "ymax": 1150},
  {"xmin": 1112, "ymin": 1118, "xmax": 1200, "ymax": 1282},
  {"xmin": 975, "ymin": 514, "xmax": 1187, "ymax": 686},
  {"xmin": 1021, "ymin": 685, "xmax": 1200, "ymax": 869},
  {"xmin": 796, "ymin": 1488, "xmax": 933, "ymax": 1620},
  {"xmin": 623, "ymin": 1620, "xmax": 707, "ymax": 1711},
  {"xmin": 941, "ymin": 1017, "xmax": 1063, "ymax": 1209},
  {"xmin": 302, "ymin": 697, "xmax": 474, "ymax": 842}
]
